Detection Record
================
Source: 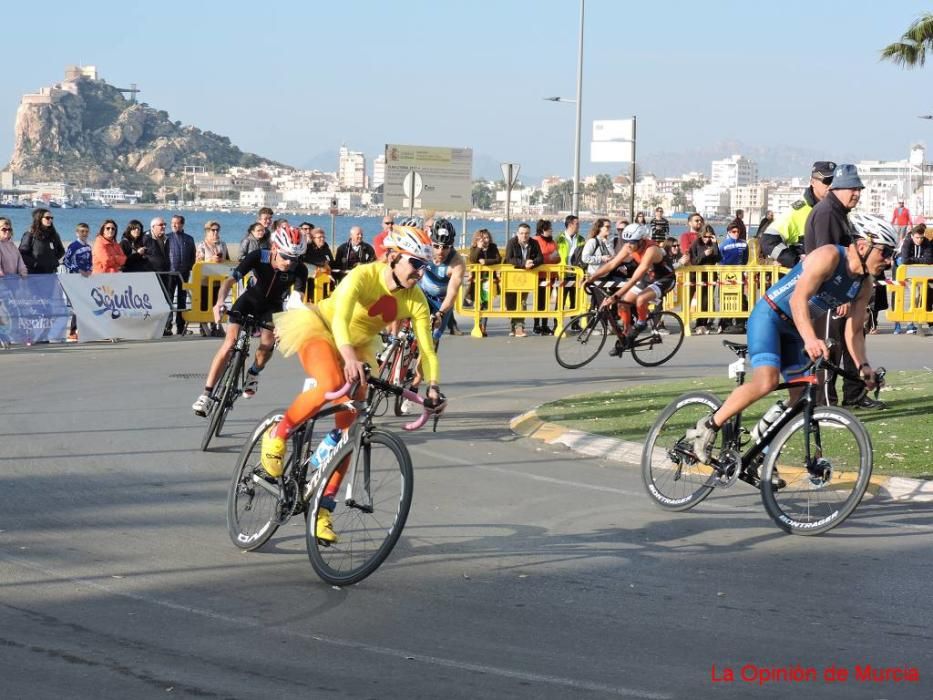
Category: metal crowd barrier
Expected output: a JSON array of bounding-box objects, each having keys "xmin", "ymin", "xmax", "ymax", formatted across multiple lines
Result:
[
  {"xmin": 676, "ymin": 264, "xmax": 787, "ymax": 335},
  {"xmin": 885, "ymin": 264, "xmax": 933, "ymax": 325},
  {"xmin": 456, "ymin": 263, "xmax": 588, "ymax": 337},
  {"xmin": 182, "ymin": 261, "xmax": 335, "ymax": 324}
]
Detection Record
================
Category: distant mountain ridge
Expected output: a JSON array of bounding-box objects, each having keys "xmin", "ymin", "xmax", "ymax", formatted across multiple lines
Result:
[
  {"xmin": 9, "ymin": 67, "xmax": 285, "ymax": 188},
  {"xmin": 639, "ymin": 140, "xmax": 860, "ymax": 180}
]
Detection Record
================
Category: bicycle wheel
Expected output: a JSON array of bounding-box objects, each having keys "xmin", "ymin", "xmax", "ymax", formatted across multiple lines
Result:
[
  {"xmin": 307, "ymin": 429, "xmax": 413, "ymax": 586},
  {"xmin": 226, "ymin": 410, "xmax": 288, "ymax": 550},
  {"xmin": 760, "ymin": 406, "xmax": 872, "ymax": 535},
  {"xmin": 632, "ymin": 311, "xmax": 685, "ymax": 367},
  {"xmin": 554, "ymin": 311, "xmax": 609, "ymax": 369},
  {"xmin": 642, "ymin": 391, "xmax": 722, "ymax": 511},
  {"xmin": 201, "ymin": 349, "xmax": 242, "ymax": 451}
]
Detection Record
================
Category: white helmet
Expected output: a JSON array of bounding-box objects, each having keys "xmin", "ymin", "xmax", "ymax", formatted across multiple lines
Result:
[
  {"xmin": 384, "ymin": 225, "xmax": 432, "ymax": 261},
  {"xmin": 620, "ymin": 223, "xmax": 650, "ymax": 242},
  {"xmin": 848, "ymin": 212, "xmax": 898, "ymax": 249},
  {"xmin": 270, "ymin": 225, "xmax": 308, "ymax": 256}
]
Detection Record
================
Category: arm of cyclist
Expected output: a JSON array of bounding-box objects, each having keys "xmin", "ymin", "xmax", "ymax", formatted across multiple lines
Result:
[
  {"xmin": 844, "ymin": 281, "xmax": 879, "ymax": 390},
  {"xmin": 212, "ymin": 276, "xmax": 238, "ymax": 323},
  {"xmin": 438, "ymin": 254, "xmax": 466, "ymax": 317},
  {"xmin": 598, "ymin": 251, "xmax": 656, "ymax": 308},
  {"xmin": 587, "ymin": 245, "xmax": 630, "ymax": 284},
  {"xmin": 409, "ymin": 299, "xmax": 446, "ymax": 410},
  {"xmin": 789, "ymin": 246, "xmax": 836, "ymax": 360}
]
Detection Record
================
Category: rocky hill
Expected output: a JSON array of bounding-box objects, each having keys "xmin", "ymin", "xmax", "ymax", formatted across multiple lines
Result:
[{"xmin": 8, "ymin": 68, "xmax": 285, "ymax": 188}]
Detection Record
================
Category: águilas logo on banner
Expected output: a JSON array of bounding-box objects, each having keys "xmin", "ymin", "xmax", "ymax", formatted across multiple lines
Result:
[{"xmin": 90, "ymin": 284, "xmax": 154, "ymax": 320}]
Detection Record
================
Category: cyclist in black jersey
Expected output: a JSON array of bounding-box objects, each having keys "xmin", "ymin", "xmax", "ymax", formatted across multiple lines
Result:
[{"xmin": 192, "ymin": 227, "xmax": 309, "ymax": 416}]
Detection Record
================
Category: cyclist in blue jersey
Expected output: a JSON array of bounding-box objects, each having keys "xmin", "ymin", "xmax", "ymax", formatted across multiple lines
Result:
[
  {"xmin": 688, "ymin": 212, "xmax": 896, "ymax": 461},
  {"xmin": 419, "ymin": 218, "xmax": 466, "ymax": 346}
]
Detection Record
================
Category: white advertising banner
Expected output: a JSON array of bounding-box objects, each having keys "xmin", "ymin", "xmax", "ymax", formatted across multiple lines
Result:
[
  {"xmin": 384, "ymin": 144, "xmax": 473, "ymax": 212},
  {"xmin": 58, "ymin": 272, "xmax": 173, "ymax": 341}
]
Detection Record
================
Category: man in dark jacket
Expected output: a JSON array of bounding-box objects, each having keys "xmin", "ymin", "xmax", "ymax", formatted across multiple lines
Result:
[
  {"xmin": 898, "ymin": 227, "xmax": 933, "ymax": 332},
  {"xmin": 505, "ymin": 223, "xmax": 544, "ymax": 336},
  {"xmin": 804, "ymin": 164, "xmax": 883, "ymax": 409},
  {"xmin": 332, "ymin": 226, "xmax": 376, "ymax": 283},
  {"xmin": 167, "ymin": 215, "xmax": 197, "ymax": 336}
]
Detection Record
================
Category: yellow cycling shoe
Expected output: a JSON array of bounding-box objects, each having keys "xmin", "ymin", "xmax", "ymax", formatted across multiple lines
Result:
[
  {"xmin": 316, "ymin": 509, "xmax": 339, "ymax": 544},
  {"xmin": 260, "ymin": 429, "xmax": 287, "ymax": 478}
]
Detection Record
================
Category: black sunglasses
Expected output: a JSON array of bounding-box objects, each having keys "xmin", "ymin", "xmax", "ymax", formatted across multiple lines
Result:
[
  {"xmin": 404, "ymin": 255, "xmax": 427, "ymax": 270},
  {"xmin": 279, "ymin": 253, "xmax": 301, "ymax": 263},
  {"xmin": 816, "ymin": 176, "xmax": 833, "ymax": 186},
  {"xmin": 874, "ymin": 245, "xmax": 895, "ymax": 260}
]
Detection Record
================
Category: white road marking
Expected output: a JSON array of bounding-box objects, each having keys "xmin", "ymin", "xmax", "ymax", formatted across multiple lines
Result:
[{"xmin": 0, "ymin": 551, "xmax": 672, "ymax": 699}]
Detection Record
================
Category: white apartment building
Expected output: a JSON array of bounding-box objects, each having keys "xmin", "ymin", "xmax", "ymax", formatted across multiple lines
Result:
[
  {"xmin": 768, "ymin": 180, "xmax": 808, "ymax": 218},
  {"xmin": 692, "ymin": 184, "xmax": 730, "ymax": 218},
  {"xmin": 729, "ymin": 184, "xmax": 770, "ymax": 221},
  {"xmin": 372, "ymin": 155, "xmax": 386, "ymax": 190},
  {"xmin": 855, "ymin": 146, "xmax": 931, "ymax": 217},
  {"xmin": 711, "ymin": 154, "xmax": 758, "ymax": 189},
  {"xmin": 239, "ymin": 187, "xmax": 277, "ymax": 208},
  {"xmin": 338, "ymin": 145, "xmax": 366, "ymax": 190}
]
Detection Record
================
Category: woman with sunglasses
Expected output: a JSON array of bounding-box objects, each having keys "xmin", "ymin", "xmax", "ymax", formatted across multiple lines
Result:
[
  {"xmin": 262, "ymin": 225, "xmax": 447, "ymax": 543},
  {"xmin": 0, "ymin": 218, "xmax": 28, "ymax": 278},
  {"xmin": 196, "ymin": 220, "xmax": 230, "ymax": 336},
  {"xmin": 19, "ymin": 208, "xmax": 65, "ymax": 274},
  {"xmin": 192, "ymin": 226, "xmax": 309, "ymax": 416},
  {"xmin": 120, "ymin": 219, "xmax": 151, "ymax": 272},
  {"xmin": 92, "ymin": 219, "xmax": 127, "ymax": 274}
]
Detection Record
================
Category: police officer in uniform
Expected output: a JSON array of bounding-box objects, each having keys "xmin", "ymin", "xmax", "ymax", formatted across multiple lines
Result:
[{"xmin": 760, "ymin": 161, "xmax": 835, "ymax": 268}]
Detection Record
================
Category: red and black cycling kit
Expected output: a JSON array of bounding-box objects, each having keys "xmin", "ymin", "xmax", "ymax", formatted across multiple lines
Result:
[{"xmin": 230, "ymin": 249, "xmax": 309, "ymax": 321}]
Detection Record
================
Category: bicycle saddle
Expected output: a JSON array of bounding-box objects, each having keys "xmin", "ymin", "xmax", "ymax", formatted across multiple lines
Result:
[{"xmin": 722, "ymin": 339, "xmax": 748, "ymax": 357}]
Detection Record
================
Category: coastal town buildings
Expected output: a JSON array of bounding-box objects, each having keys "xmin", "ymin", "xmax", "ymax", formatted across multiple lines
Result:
[
  {"xmin": 338, "ymin": 145, "xmax": 366, "ymax": 190},
  {"xmin": 711, "ymin": 154, "xmax": 758, "ymax": 189}
]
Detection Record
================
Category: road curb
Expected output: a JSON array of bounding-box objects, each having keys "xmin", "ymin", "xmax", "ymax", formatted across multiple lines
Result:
[{"xmin": 510, "ymin": 408, "xmax": 933, "ymax": 504}]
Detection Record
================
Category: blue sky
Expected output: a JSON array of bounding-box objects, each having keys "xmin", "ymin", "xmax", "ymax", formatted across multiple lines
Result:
[{"xmin": 3, "ymin": 0, "xmax": 932, "ymax": 179}]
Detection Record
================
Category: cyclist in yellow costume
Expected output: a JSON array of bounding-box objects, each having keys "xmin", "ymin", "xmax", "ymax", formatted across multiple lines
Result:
[{"xmin": 263, "ymin": 225, "xmax": 447, "ymax": 542}]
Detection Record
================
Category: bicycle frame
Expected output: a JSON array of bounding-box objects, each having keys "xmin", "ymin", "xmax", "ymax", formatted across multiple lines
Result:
[{"xmin": 708, "ymin": 344, "xmax": 880, "ymax": 488}]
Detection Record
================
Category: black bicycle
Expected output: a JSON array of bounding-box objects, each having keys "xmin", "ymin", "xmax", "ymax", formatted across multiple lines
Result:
[
  {"xmin": 554, "ymin": 284, "xmax": 684, "ymax": 369},
  {"xmin": 642, "ymin": 339, "xmax": 883, "ymax": 535},
  {"xmin": 226, "ymin": 366, "xmax": 443, "ymax": 586},
  {"xmin": 200, "ymin": 312, "xmax": 272, "ymax": 452}
]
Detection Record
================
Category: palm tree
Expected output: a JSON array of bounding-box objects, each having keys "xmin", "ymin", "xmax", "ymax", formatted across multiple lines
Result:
[{"xmin": 881, "ymin": 13, "xmax": 933, "ymax": 67}]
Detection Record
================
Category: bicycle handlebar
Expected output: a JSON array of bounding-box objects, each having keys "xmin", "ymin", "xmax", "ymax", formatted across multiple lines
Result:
[
  {"xmin": 220, "ymin": 308, "xmax": 275, "ymax": 332},
  {"xmin": 324, "ymin": 366, "xmax": 444, "ymax": 432}
]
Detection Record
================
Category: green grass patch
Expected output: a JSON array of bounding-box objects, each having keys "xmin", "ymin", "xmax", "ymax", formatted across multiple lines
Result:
[{"xmin": 536, "ymin": 370, "xmax": 933, "ymax": 479}]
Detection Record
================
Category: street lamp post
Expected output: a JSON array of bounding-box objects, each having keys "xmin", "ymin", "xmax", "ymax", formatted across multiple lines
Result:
[
  {"xmin": 916, "ymin": 115, "xmax": 933, "ymax": 216},
  {"xmin": 543, "ymin": 0, "xmax": 585, "ymax": 217}
]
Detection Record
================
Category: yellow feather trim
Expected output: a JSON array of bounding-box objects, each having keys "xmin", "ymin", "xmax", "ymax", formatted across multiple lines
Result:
[{"xmin": 273, "ymin": 305, "xmax": 332, "ymax": 357}]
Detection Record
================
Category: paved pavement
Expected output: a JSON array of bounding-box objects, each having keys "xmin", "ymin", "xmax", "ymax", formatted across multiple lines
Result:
[{"xmin": 1, "ymin": 326, "xmax": 931, "ymax": 699}]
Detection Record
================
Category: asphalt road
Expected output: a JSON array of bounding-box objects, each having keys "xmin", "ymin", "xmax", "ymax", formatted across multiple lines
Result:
[{"xmin": 2, "ymin": 326, "xmax": 931, "ymax": 699}]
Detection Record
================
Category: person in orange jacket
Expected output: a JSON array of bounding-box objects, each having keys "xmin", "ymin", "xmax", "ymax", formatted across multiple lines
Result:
[{"xmin": 92, "ymin": 219, "xmax": 127, "ymax": 274}]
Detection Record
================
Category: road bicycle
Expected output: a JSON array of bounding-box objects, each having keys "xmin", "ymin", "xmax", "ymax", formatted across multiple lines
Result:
[
  {"xmin": 642, "ymin": 339, "xmax": 884, "ymax": 535},
  {"xmin": 554, "ymin": 284, "xmax": 685, "ymax": 369},
  {"xmin": 200, "ymin": 312, "xmax": 273, "ymax": 452},
  {"xmin": 226, "ymin": 367, "xmax": 442, "ymax": 585},
  {"xmin": 374, "ymin": 321, "xmax": 421, "ymax": 417},
  {"xmin": 373, "ymin": 311, "xmax": 445, "ymax": 417}
]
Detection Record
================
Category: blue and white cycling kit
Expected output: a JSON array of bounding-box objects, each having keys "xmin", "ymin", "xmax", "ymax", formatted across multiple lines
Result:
[
  {"xmin": 418, "ymin": 249, "xmax": 457, "ymax": 343},
  {"xmin": 747, "ymin": 245, "xmax": 865, "ymax": 376}
]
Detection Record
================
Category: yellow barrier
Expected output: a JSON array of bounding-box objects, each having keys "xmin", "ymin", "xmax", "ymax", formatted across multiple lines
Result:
[
  {"xmin": 457, "ymin": 263, "xmax": 588, "ymax": 337},
  {"xmin": 184, "ymin": 261, "xmax": 334, "ymax": 323},
  {"xmin": 676, "ymin": 264, "xmax": 787, "ymax": 336},
  {"xmin": 885, "ymin": 264, "xmax": 933, "ymax": 324},
  {"xmin": 183, "ymin": 262, "xmax": 238, "ymax": 323},
  {"xmin": 302, "ymin": 271, "xmax": 335, "ymax": 305}
]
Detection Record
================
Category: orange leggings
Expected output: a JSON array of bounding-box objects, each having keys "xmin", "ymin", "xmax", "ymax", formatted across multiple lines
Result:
[{"xmin": 273, "ymin": 337, "xmax": 365, "ymax": 502}]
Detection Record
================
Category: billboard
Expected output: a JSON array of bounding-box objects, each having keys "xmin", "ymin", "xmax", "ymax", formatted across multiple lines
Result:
[{"xmin": 384, "ymin": 144, "xmax": 473, "ymax": 212}]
